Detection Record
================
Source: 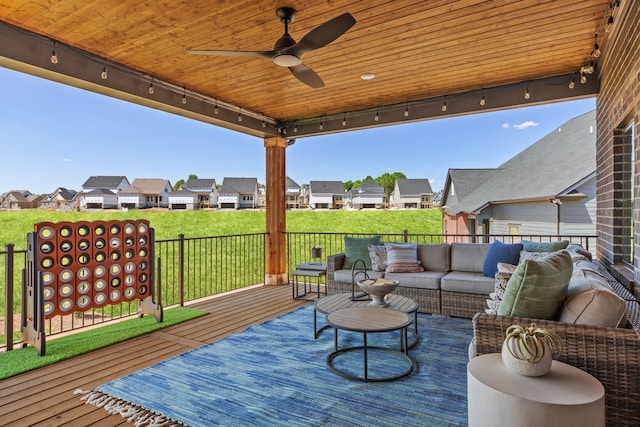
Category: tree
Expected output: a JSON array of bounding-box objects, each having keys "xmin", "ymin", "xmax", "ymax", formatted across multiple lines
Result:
[{"xmin": 376, "ymin": 172, "xmax": 406, "ymax": 199}]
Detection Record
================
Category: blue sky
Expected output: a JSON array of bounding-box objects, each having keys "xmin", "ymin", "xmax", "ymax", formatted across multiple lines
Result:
[{"xmin": 0, "ymin": 66, "xmax": 596, "ymax": 195}]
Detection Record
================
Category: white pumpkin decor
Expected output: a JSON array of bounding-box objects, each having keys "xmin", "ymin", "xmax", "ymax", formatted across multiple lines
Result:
[{"xmin": 501, "ymin": 324, "xmax": 563, "ymax": 377}]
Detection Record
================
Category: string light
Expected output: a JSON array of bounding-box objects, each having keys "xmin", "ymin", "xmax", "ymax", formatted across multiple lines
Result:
[
  {"xmin": 50, "ymin": 42, "xmax": 58, "ymax": 64},
  {"xmin": 592, "ymin": 34, "xmax": 601, "ymax": 58},
  {"xmin": 404, "ymin": 103, "xmax": 409, "ymax": 117},
  {"xmin": 293, "ymin": 122, "xmax": 298, "ymax": 133},
  {"xmin": 580, "ymin": 72, "xmax": 587, "ymax": 84},
  {"xmin": 342, "ymin": 113, "xmax": 347, "ymax": 127},
  {"xmin": 569, "ymin": 75, "xmax": 575, "ymax": 89},
  {"xmin": 262, "ymin": 114, "xmax": 266, "ymax": 128},
  {"xmin": 182, "ymin": 88, "xmax": 187, "ymax": 104},
  {"xmin": 101, "ymin": 66, "xmax": 108, "ymax": 80},
  {"xmin": 319, "ymin": 117, "xmax": 324, "ymax": 130},
  {"xmin": 148, "ymin": 79, "xmax": 154, "ymax": 94},
  {"xmin": 442, "ymin": 96, "xmax": 447, "ymax": 112},
  {"xmin": 480, "ymin": 95, "xmax": 486, "ymax": 106},
  {"xmin": 214, "ymin": 99, "xmax": 219, "ymax": 114},
  {"xmin": 374, "ymin": 110, "xmax": 379, "ymax": 121},
  {"xmin": 238, "ymin": 107, "xmax": 243, "ymax": 122},
  {"xmin": 524, "ymin": 87, "xmax": 530, "ymax": 100}
]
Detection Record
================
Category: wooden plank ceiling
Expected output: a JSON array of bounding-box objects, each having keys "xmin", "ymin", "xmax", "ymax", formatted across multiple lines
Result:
[{"xmin": 0, "ymin": 0, "xmax": 608, "ymax": 138}]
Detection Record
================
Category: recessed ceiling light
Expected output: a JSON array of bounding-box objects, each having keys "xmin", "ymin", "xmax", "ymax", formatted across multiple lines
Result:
[{"xmin": 360, "ymin": 73, "xmax": 375, "ymax": 80}]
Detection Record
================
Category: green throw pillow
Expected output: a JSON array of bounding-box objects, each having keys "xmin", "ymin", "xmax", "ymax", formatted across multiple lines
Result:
[
  {"xmin": 497, "ymin": 250, "xmax": 573, "ymax": 319},
  {"xmin": 521, "ymin": 240, "xmax": 569, "ymax": 252},
  {"xmin": 343, "ymin": 235, "xmax": 381, "ymax": 269}
]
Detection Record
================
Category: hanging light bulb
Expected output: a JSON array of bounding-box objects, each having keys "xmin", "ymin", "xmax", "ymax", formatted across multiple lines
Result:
[
  {"xmin": 319, "ymin": 120, "xmax": 324, "ymax": 130},
  {"xmin": 293, "ymin": 122, "xmax": 298, "ymax": 133},
  {"xmin": 442, "ymin": 100, "xmax": 447, "ymax": 112},
  {"xmin": 50, "ymin": 43, "xmax": 58, "ymax": 64},
  {"xmin": 148, "ymin": 80, "xmax": 154, "ymax": 94},
  {"xmin": 581, "ymin": 72, "xmax": 587, "ymax": 84},
  {"xmin": 214, "ymin": 100, "xmax": 219, "ymax": 114},
  {"xmin": 238, "ymin": 108, "xmax": 243, "ymax": 122},
  {"xmin": 524, "ymin": 88, "xmax": 530, "ymax": 100},
  {"xmin": 592, "ymin": 34, "xmax": 601, "ymax": 58},
  {"xmin": 342, "ymin": 113, "xmax": 347, "ymax": 127},
  {"xmin": 480, "ymin": 95, "xmax": 486, "ymax": 106},
  {"xmin": 404, "ymin": 103, "xmax": 409, "ymax": 117},
  {"xmin": 101, "ymin": 66, "xmax": 108, "ymax": 80},
  {"xmin": 262, "ymin": 115, "xmax": 266, "ymax": 128},
  {"xmin": 374, "ymin": 111, "xmax": 379, "ymax": 122},
  {"xmin": 606, "ymin": 15, "xmax": 614, "ymax": 33},
  {"xmin": 182, "ymin": 88, "xmax": 187, "ymax": 104},
  {"xmin": 569, "ymin": 76, "xmax": 575, "ymax": 89}
]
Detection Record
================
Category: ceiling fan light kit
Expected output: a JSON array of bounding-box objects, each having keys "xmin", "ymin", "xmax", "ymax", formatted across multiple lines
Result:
[{"xmin": 188, "ymin": 7, "xmax": 356, "ymax": 88}]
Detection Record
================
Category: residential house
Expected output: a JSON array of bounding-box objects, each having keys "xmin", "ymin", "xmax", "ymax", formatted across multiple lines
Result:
[
  {"xmin": 118, "ymin": 178, "xmax": 172, "ymax": 209},
  {"xmin": 299, "ymin": 184, "xmax": 310, "ymax": 208},
  {"xmin": 85, "ymin": 188, "xmax": 119, "ymax": 209},
  {"xmin": 348, "ymin": 179, "xmax": 384, "ymax": 209},
  {"xmin": 0, "ymin": 190, "xmax": 42, "ymax": 209},
  {"xmin": 167, "ymin": 190, "xmax": 198, "ymax": 210},
  {"xmin": 390, "ymin": 179, "xmax": 434, "ymax": 209},
  {"xmin": 285, "ymin": 176, "xmax": 302, "ymax": 209},
  {"xmin": 308, "ymin": 181, "xmax": 344, "ymax": 209},
  {"xmin": 41, "ymin": 187, "xmax": 77, "ymax": 210},
  {"xmin": 441, "ymin": 110, "xmax": 596, "ymax": 242},
  {"xmin": 81, "ymin": 176, "xmax": 130, "ymax": 209},
  {"xmin": 181, "ymin": 178, "xmax": 218, "ymax": 208},
  {"xmin": 218, "ymin": 177, "xmax": 259, "ymax": 209}
]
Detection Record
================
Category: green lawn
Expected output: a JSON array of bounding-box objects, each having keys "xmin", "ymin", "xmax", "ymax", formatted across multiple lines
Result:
[{"xmin": 0, "ymin": 209, "xmax": 442, "ymax": 247}]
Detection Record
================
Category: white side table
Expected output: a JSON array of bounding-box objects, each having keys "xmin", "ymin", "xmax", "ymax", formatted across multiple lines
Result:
[{"xmin": 467, "ymin": 353, "xmax": 605, "ymax": 427}]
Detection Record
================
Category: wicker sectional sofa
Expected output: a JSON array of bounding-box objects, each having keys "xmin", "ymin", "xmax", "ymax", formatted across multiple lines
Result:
[{"xmin": 327, "ymin": 242, "xmax": 494, "ymax": 316}]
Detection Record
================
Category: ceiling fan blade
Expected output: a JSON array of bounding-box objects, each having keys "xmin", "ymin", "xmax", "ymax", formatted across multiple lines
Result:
[
  {"xmin": 289, "ymin": 63, "xmax": 324, "ymax": 88},
  {"xmin": 188, "ymin": 50, "xmax": 274, "ymax": 60},
  {"xmin": 288, "ymin": 13, "xmax": 356, "ymax": 57}
]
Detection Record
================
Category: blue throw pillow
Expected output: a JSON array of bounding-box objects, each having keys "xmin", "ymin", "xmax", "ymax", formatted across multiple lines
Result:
[{"xmin": 482, "ymin": 240, "xmax": 523, "ymax": 277}]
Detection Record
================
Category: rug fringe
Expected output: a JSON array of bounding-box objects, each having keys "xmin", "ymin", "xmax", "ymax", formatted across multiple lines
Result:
[{"xmin": 74, "ymin": 389, "xmax": 184, "ymax": 427}]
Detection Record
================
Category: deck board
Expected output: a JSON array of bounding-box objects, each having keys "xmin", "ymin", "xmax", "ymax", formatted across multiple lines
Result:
[{"xmin": 0, "ymin": 284, "xmax": 308, "ymax": 426}]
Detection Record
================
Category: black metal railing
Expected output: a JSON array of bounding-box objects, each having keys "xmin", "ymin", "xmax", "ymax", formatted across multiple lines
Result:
[{"xmin": 1, "ymin": 232, "xmax": 596, "ymax": 351}]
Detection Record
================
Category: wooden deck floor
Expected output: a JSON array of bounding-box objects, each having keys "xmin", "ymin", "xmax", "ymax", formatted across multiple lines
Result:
[{"xmin": 0, "ymin": 284, "xmax": 308, "ymax": 426}]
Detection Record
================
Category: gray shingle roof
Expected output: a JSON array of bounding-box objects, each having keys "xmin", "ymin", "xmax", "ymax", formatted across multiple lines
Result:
[
  {"xmin": 309, "ymin": 180, "xmax": 344, "ymax": 194},
  {"xmin": 286, "ymin": 176, "xmax": 300, "ymax": 189},
  {"xmin": 82, "ymin": 176, "xmax": 128, "ymax": 188},
  {"xmin": 446, "ymin": 110, "xmax": 596, "ymax": 215},
  {"xmin": 119, "ymin": 179, "xmax": 171, "ymax": 194},
  {"xmin": 396, "ymin": 179, "xmax": 433, "ymax": 195},
  {"xmin": 220, "ymin": 177, "xmax": 258, "ymax": 194},
  {"xmin": 184, "ymin": 178, "xmax": 216, "ymax": 189}
]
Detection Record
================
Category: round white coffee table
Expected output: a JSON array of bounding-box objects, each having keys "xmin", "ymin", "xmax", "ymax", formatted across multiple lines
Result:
[{"xmin": 467, "ymin": 353, "xmax": 605, "ymax": 427}]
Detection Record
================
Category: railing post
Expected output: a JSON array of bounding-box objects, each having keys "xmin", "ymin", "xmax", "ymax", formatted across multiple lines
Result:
[
  {"xmin": 5, "ymin": 244, "xmax": 14, "ymax": 351},
  {"xmin": 178, "ymin": 234, "xmax": 185, "ymax": 306},
  {"xmin": 403, "ymin": 230, "xmax": 409, "ymax": 243}
]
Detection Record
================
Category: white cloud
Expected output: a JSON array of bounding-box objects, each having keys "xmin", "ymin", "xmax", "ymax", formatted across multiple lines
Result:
[
  {"xmin": 502, "ymin": 123, "xmax": 510, "ymax": 129},
  {"xmin": 62, "ymin": 158, "xmax": 72, "ymax": 162},
  {"xmin": 512, "ymin": 120, "xmax": 539, "ymax": 130}
]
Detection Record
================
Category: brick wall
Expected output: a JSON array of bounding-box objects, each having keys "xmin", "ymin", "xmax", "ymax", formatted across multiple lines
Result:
[{"xmin": 596, "ymin": 0, "xmax": 640, "ymax": 270}]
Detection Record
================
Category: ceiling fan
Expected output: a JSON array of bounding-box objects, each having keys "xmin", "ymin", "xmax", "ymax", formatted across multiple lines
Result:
[{"xmin": 188, "ymin": 7, "xmax": 356, "ymax": 88}]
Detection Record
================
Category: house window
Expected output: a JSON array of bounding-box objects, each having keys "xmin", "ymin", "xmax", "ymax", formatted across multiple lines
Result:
[
  {"xmin": 625, "ymin": 122, "xmax": 636, "ymax": 267},
  {"xmin": 508, "ymin": 224, "xmax": 520, "ymax": 236}
]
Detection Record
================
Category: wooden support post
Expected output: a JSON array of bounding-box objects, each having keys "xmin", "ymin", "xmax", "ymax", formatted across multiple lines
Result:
[{"xmin": 264, "ymin": 136, "xmax": 288, "ymax": 285}]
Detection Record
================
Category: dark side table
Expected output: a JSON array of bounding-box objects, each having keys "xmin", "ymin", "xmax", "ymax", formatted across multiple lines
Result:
[{"xmin": 291, "ymin": 262, "xmax": 327, "ymax": 300}]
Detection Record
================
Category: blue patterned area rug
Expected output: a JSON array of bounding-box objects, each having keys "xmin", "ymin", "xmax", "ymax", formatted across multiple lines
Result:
[{"xmin": 76, "ymin": 305, "xmax": 473, "ymax": 427}]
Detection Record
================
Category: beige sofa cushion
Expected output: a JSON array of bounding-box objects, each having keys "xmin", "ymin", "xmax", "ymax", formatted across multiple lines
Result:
[
  {"xmin": 450, "ymin": 243, "xmax": 491, "ymax": 272},
  {"xmin": 384, "ymin": 271, "xmax": 446, "ymax": 290},
  {"xmin": 333, "ymin": 269, "xmax": 384, "ymax": 283},
  {"xmin": 441, "ymin": 271, "xmax": 495, "ymax": 294},
  {"xmin": 417, "ymin": 243, "xmax": 450, "ymax": 271},
  {"xmin": 558, "ymin": 269, "xmax": 627, "ymax": 327}
]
